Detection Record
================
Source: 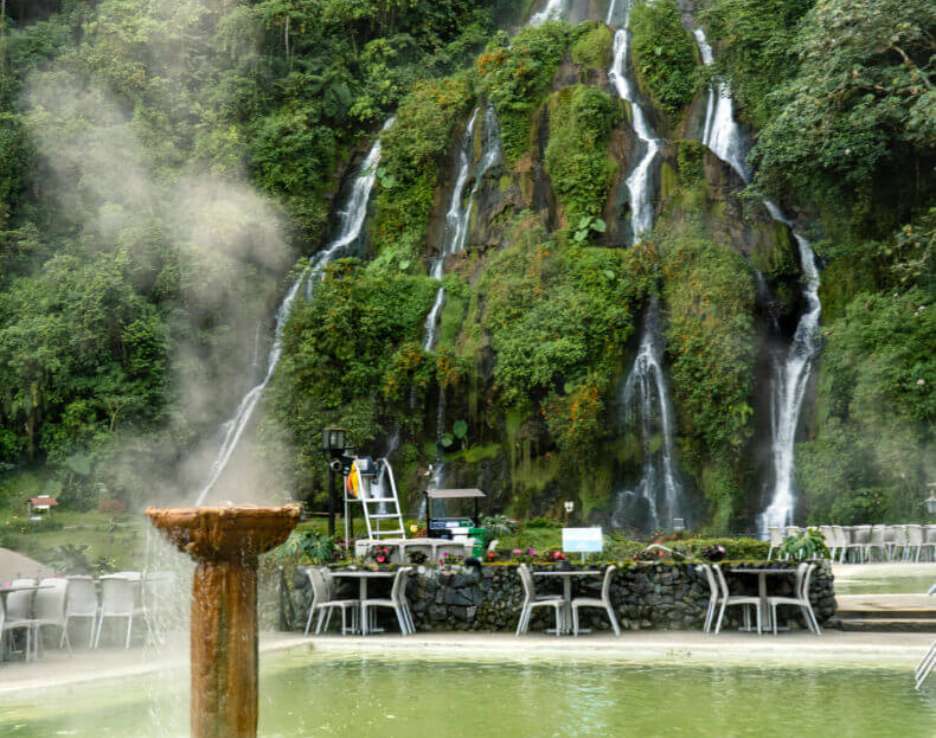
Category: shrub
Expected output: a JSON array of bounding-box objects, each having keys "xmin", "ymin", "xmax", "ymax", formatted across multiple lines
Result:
[
  {"xmin": 630, "ymin": 0, "xmax": 700, "ymax": 120},
  {"xmin": 477, "ymin": 22, "xmax": 571, "ymax": 162},
  {"xmin": 570, "ymin": 22, "xmax": 613, "ymax": 71},
  {"xmin": 544, "ymin": 85, "xmax": 620, "ymax": 227}
]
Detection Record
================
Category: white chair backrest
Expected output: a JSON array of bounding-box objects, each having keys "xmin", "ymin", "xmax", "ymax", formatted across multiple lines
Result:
[
  {"xmin": 907, "ymin": 524, "xmax": 925, "ymax": 545},
  {"xmin": 66, "ymin": 576, "xmax": 99, "ymax": 616},
  {"xmin": 892, "ymin": 525, "xmax": 908, "ymax": 546},
  {"xmin": 518, "ymin": 564, "xmax": 536, "ymax": 599},
  {"xmin": 786, "ymin": 526, "xmax": 802, "ymax": 538},
  {"xmin": 852, "ymin": 525, "xmax": 872, "ymax": 544},
  {"xmin": 870, "ymin": 525, "xmax": 886, "ymax": 545},
  {"xmin": 697, "ymin": 564, "xmax": 718, "ymax": 598},
  {"xmin": 768, "ymin": 527, "xmax": 784, "ymax": 546},
  {"xmin": 99, "ymin": 577, "xmax": 137, "ymax": 615},
  {"xmin": 33, "ymin": 578, "xmax": 68, "ymax": 621},
  {"xmin": 925, "ymin": 526, "xmax": 936, "ymax": 544},
  {"xmin": 601, "ymin": 565, "xmax": 617, "ymax": 601},
  {"xmin": 800, "ymin": 563, "xmax": 817, "ymax": 601},
  {"xmin": 6, "ymin": 578, "xmax": 36, "ymax": 620},
  {"xmin": 793, "ymin": 562, "xmax": 809, "ymax": 597},
  {"xmin": 818, "ymin": 526, "xmax": 834, "ymax": 545},
  {"xmin": 391, "ymin": 567, "xmax": 412, "ymax": 601},
  {"xmin": 712, "ymin": 565, "xmax": 731, "ymax": 599},
  {"xmin": 305, "ymin": 567, "xmax": 328, "ymax": 606}
]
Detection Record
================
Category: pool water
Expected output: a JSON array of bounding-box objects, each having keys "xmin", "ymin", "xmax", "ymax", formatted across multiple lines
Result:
[
  {"xmin": 1, "ymin": 650, "xmax": 935, "ymax": 737},
  {"xmin": 834, "ymin": 564, "xmax": 936, "ymax": 594}
]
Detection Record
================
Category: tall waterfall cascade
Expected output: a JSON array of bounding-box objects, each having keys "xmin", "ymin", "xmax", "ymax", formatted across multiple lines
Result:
[
  {"xmin": 195, "ymin": 119, "xmax": 393, "ymax": 505},
  {"xmin": 612, "ymin": 301, "xmax": 683, "ymax": 531},
  {"xmin": 420, "ymin": 106, "xmax": 501, "ymax": 492},
  {"xmin": 692, "ymin": 28, "xmax": 822, "ymax": 532},
  {"xmin": 607, "ymin": 0, "xmax": 685, "ymax": 530},
  {"xmin": 608, "ymin": 3, "xmax": 661, "ymax": 241}
]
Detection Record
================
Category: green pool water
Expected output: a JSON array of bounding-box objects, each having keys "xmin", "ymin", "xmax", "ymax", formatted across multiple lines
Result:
[{"xmin": 2, "ymin": 650, "xmax": 935, "ymax": 737}]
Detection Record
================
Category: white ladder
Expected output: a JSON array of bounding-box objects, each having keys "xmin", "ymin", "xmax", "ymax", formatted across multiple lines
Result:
[
  {"xmin": 346, "ymin": 458, "xmax": 406, "ymax": 542},
  {"xmin": 914, "ymin": 585, "xmax": 936, "ymax": 690}
]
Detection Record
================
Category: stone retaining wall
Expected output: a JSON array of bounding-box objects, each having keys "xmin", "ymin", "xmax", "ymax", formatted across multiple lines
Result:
[{"xmin": 287, "ymin": 561, "xmax": 836, "ymax": 633}]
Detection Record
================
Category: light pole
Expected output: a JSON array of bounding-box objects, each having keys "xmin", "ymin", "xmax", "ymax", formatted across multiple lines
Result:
[{"xmin": 322, "ymin": 427, "xmax": 350, "ymax": 537}]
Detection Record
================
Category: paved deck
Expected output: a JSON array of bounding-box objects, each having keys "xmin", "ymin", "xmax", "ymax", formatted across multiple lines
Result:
[{"xmin": 0, "ymin": 630, "xmax": 931, "ymax": 697}]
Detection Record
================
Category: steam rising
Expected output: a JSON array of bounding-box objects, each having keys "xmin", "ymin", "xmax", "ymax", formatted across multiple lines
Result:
[{"xmin": 25, "ymin": 66, "xmax": 293, "ymax": 505}]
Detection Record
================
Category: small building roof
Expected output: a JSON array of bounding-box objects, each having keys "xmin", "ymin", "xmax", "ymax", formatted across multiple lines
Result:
[
  {"xmin": 29, "ymin": 496, "xmax": 58, "ymax": 507},
  {"xmin": 426, "ymin": 488, "xmax": 486, "ymax": 499}
]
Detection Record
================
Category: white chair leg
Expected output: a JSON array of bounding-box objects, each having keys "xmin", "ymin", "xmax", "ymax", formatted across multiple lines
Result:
[
  {"xmin": 324, "ymin": 608, "xmax": 334, "ymax": 632},
  {"xmin": 395, "ymin": 607, "xmax": 408, "ymax": 635},
  {"xmin": 315, "ymin": 608, "xmax": 327, "ymax": 635},
  {"xmin": 572, "ymin": 606, "xmax": 579, "ymax": 636},
  {"xmin": 125, "ymin": 615, "xmax": 133, "ymax": 649},
  {"xmin": 516, "ymin": 605, "xmax": 528, "ymax": 636},
  {"xmin": 304, "ymin": 605, "xmax": 315, "ymax": 636},
  {"xmin": 714, "ymin": 600, "xmax": 728, "ymax": 635},
  {"xmin": 554, "ymin": 605, "xmax": 562, "ymax": 636},
  {"xmin": 606, "ymin": 605, "xmax": 621, "ymax": 637}
]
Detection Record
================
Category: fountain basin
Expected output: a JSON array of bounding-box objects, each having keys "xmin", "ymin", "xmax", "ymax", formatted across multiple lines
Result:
[{"xmin": 146, "ymin": 504, "xmax": 300, "ymax": 738}]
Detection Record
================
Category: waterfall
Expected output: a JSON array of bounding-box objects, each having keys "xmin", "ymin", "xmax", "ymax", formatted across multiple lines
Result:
[
  {"xmin": 608, "ymin": 2, "xmax": 661, "ymax": 241},
  {"xmin": 194, "ymin": 119, "xmax": 392, "ymax": 505},
  {"xmin": 605, "ymin": 1, "xmax": 683, "ymax": 530},
  {"xmin": 760, "ymin": 204, "xmax": 822, "ymax": 533},
  {"xmin": 529, "ymin": 0, "xmax": 566, "ymax": 26},
  {"xmin": 691, "ymin": 27, "xmax": 822, "ymax": 531},
  {"xmin": 613, "ymin": 301, "xmax": 682, "ymax": 531},
  {"xmin": 423, "ymin": 106, "xmax": 501, "ymax": 352},
  {"xmin": 692, "ymin": 29, "xmax": 749, "ymax": 181}
]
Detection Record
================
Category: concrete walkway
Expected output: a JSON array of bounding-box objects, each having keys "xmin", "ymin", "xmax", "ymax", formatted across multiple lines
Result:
[{"xmin": 0, "ymin": 630, "xmax": 931, "ymax": 697}]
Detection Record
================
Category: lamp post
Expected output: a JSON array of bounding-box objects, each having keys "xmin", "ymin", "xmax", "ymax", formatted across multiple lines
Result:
[
  {"xmin": 564, "ymin": 500, "xmax": 574, "ymax": 526},
  {"xmin": 322, "ymin": 427, "xmax": 349, "ymax": 536}
]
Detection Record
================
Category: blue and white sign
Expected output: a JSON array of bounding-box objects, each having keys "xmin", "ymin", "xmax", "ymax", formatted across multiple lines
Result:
[{"xmin": 562, "ymin": 527, "xmax": 603, "ymax": 554}]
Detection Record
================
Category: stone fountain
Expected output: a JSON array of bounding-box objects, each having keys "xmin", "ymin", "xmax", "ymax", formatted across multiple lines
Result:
[{"xmin": 146, "ymin": 504, "xmax": 300, "ymax": 738}]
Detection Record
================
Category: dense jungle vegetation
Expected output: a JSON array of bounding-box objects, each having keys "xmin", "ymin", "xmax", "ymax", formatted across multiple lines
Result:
[{"xmin": 0, "ymin": 0, "xmax": 932, "ymax": 536}]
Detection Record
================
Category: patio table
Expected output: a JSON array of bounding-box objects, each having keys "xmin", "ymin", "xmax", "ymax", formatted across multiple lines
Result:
[
  {"xmin": 727, "ymin": 567, "xmax": 799, "ymax": 633},
  {"xmin": 328, "ymin": 570, "xmax": 397, "ymax": 636},
  {"xmin": 533, "ymin": 570, "xmax": 602, "ymax": 635}
]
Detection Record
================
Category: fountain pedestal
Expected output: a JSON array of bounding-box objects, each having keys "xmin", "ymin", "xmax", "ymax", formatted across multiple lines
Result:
[{"xmin": 146, "ymin": 505, "xmax": 300, "ymax": 738}]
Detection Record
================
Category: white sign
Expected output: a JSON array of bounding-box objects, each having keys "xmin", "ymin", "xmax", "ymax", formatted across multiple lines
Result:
[{"xmin": 562, "ymin": 527, "xmax": 603, "ymax": 554}]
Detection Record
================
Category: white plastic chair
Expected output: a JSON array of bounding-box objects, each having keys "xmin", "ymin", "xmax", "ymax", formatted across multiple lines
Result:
[
  {"xmin": 361, "ymin": 567, "xmax": 414, "ymax": 635},
  {"xmin": 818, "ymin": 526, "xmax": 836, "ymax": 560},
  {"xmin": 906, "ymin": 525, "xmax": 925, "ymax": 562},
  {"xmin": 852, "ymin": 525, "xmax": 872, "ymax": 562},
  {"xmin": 94, "ymin": 575, "xmax": 145, "ymax": 648},
  {"xmin": 33, "ymin": 578, "xmax": 71, "ymax": 655},
  {"xmin": 2, "ymin": 578, "xmax": 38, "ymax": 661},
  {"xmin": 767, "ymin": 562, "xmax": 821, "ymax": 635},
  {"xmin": 867, "ymin": 525, "xmax": 888, "ymax": 561},
  {"xmin": 305, "ymin": 567, "xmax": 359, "ymax": 636},
  {"xmin": 64, "ymin": 576, "xmax": 99, "ymax": 648},
  {"xmin": 891, "ymin": 525, "xmax": 908, "ymax": 561},
  {"xmin": 922, "ymin": 527, "xmax": 936, "ymax": 562},
  {"xmin": 516, "ymin": 564, "xmax": 564, "ymax": 636},
  {"xmin": 696, "ymin": 564, "xmax": 720, "ymax": 633},
  {"xmin": 571, "ymin": 565, "xmax": 620, "ymax": 637},
  {"xmin": 713, "ymin": 565, "xmax": 762, "ymax": 635},
  {"xmin": 767, "ymin": 528, "xmax": 784, "ymax": 561}
]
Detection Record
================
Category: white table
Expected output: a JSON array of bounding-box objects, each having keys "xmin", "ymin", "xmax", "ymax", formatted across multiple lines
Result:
[
  {"xmin": 533, "ymin": 570, "xmax": 603, "ymax": 635},
  {"xmin": 328, "ymin": 570, "xmax": 397, "ymax": 635},
  {"xmin": 727, "ymin": 567, "xmax": 799, "ymax": 633}
]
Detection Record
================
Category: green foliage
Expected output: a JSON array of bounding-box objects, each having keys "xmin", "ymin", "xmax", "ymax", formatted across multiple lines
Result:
[
  {"xmin": 477, "ymin": 22, "xmax": 571, "ymax": 163},
  {"xmin": 544, "ymin": 85, "xmax": 619, "ymax": 227},
  {"xmin": 373, "ymin": 76, "xmax": 473, "ymax": 258},
  {"xmin": 661, "ymin": 231, "xmax": 757, "ymax": 460},
  {"xmin": 748, "ymin": 0, "xmax": 935, "ymax": 225},
  {"xmin": 570, "ymin": 22, "xmax": 613, "ymax": 72},
  {"xmin": 779, "ymin": 528, "xmax": 829, "ymax": 561},
  {"xmin": 702, "ymin": 0, "xmax": 815, "ymax": 128},
  {"xmin": 670, "ymin": 536, "xmax": 770, "ymax": 560},
  {"xmin": 479, "ymin": 233, "xmax": 649, "ymax": 405},
  {"xmin": 630, "ymin": 0, "xmax": 700, "ymax": 121},
  {"xmin": 270, "ymin": 259, "xmax": 436, "ymax": 499}
]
